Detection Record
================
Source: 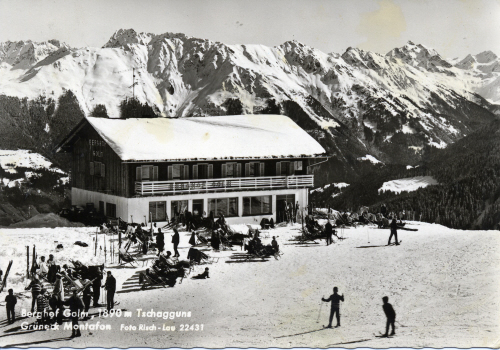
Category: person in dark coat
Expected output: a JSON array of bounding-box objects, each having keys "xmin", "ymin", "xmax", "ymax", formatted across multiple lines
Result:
[
  {"xmin": 65, "ymin": 289, "xmax": 84, "ymax": 337},
  {"xmin": 5, "ymin": 289, "xmax": 17, "ymax": 324},
  {"xmin": 321, "ymin": 287, "xmax": 344, "ymax": 328},
  {"xmin": 185, "ymin": 211, "xmax": 193, "ymax": 232},
  {"xmin": 189, "ymin": 231, "xmax": 196, "ymax": 246},
  {"xmin": 25, "ymin": 276, "xmax": 41, "ymax": 313},
  {"xmin": 388, "ymin": 219, "xmax": 399, "ymax": 245},
  {"xmin": 172, "ymin": 228, "xmax": 180, "ymax": 257},
  {"xmin": 93, "ymin": 267, "xmax": 103, "ymax": 307},
  {"xmin": 381, "ymin": 204, "xmax": 387, "ymax": 218},
  {"xmin": 103, "ymin": 271, "xmax": 116, "ymax": 311},
  {"xmin": 82, "ymin": 280, "xmax": 93, "ymax": 313},
  {"xmin": 382, "ymin": 296, "xmax": 396, "ymax": 336},
  {"xmin": 211, "ymin": 230, "xmax": 220, "ymax": 251},
  {"xmin": 325, "ymin": 220, "xmax": 333, "ymax": 246},
  {"xmin": 156, "ymin": 228, "xmax": 165, "ymax": 256}
]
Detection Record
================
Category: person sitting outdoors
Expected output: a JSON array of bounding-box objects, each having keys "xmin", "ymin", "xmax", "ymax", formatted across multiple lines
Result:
[
  {"xmin": 271, "ymin": 236, "xmax": 279, "ymax": 254},
  {"xmin": 192, "ymin": 267, "xmax": 210, "ymax": 279}
]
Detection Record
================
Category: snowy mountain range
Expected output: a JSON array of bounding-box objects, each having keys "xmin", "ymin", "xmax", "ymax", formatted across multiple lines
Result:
[{"xmin": 0, "ymin": 29, "xmax": 499, "ymax": 177}]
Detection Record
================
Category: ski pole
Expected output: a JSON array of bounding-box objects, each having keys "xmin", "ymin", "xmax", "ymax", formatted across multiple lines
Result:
[{"xmin": 316, "ymin": 299, "xmax": 324, "ymax": 323}]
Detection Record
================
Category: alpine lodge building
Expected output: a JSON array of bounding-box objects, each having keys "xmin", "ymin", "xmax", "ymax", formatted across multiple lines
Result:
[{"xmin": 56, "ymin": 114, "xmax": 326, "ymax": 225}]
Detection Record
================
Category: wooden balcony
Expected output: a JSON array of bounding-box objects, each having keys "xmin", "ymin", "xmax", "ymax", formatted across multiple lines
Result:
[{"xmin": 134, "ymin": 175, "xmax": 314, "ymax": 196}]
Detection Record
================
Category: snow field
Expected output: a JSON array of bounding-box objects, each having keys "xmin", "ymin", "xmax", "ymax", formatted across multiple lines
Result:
[
  {"xmin": 0, "ymin": 222, "xmax": 499, "ymax": 348},
  {"xmin": 378, "ymin": 176, "xmax": 438, "ymax": 194}
]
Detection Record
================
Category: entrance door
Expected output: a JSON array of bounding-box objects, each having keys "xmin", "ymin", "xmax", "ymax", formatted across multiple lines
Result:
[
  {"xmin": 192, "ymin": 199, "xmax": 204, "ymax": 217},
  {"xmin": 276, "ymin": 194, "xmax": 295, "ymax": 224}
]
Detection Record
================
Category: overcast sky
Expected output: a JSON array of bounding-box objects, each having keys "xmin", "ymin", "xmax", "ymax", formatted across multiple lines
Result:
[{"xmin": 1, "ymin": 0, "xmax": 499, "ymax": 60}]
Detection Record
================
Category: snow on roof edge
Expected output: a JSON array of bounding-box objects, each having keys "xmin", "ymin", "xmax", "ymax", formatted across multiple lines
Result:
[{"xmin": 85, "ymin": 115, "xmax": 327, "ymax": 162}]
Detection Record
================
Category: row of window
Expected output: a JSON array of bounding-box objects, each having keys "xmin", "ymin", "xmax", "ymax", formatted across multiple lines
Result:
[
  {"xmin": 136, "ymin": 161, "xmax": 304, "ymax": 181},
  {"xmin": 149, "ymin": 195, "xmax": 272, "ymax": 221}
]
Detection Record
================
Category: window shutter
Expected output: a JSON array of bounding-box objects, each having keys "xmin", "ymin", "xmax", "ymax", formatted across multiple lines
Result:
[
  {"xmin": 221, "ymin": 164, "xmax": 227, "ymax": 178},
  {"xmin": 153, "ymin": 166, "xmax": 159, "ymax": 181},
  {"xmin": 260, "ymin": 162, "xmax": 265, "ymax": 177},
  {"xmin": 208, "ymin": 164, "xmax": 213, "ymax": 179},
  {"xmin": 136, "ymin": 166, "xmax": 142, "ymax": 181},
  {"xmin": 90, "ymin": 162, "xmax": 94, "ymax": 176},
  {"xmin": 193, "ymin": 165, "xmax": 198, "ymax": 179},
  {"xmin": 101, "ymin": 163, "xmax": 105, "ymax": 177},
  {"xmin": 184, "ymin": 165, "xmax": 189, "ymax": 180},
  {"xmin": 245, "ymin": 163, "xmax": 250, "ymax": 177},
  {"xmin": 167, "ymin": 166, "xmax": 173, "ymax": 180},
  {"xmin": 236, "ymin": 163, "xmax": 242, "ymax": 177},
  {"xmin": 289, "ymin": 161, "xmax": 295, "ymax": 175},
  {"xmin": 276, "ymin": 162, "xmax": 281, "ymax": 176}
]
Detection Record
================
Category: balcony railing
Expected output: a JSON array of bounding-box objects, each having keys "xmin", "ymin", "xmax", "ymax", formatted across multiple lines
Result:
[{"xmin": 134, "ymin": 175, "xmax": 314, "ymax": 196}]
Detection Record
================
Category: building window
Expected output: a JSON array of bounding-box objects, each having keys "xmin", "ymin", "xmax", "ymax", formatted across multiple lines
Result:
[
  {"xmin": 276, "ymin": 161, "xmax": 297, "ymax": 176},
  {"xmin": 208, "ymin": 197, "xmax": 238, "ymax": 217},
  {"xmin": 136, "ymin": 165, "xmax": 158, "ymax": 181},
  {"xmin": 99, "ymin": 201, "xmax": 104, "ymax": 214},
  {"xmin": 245, "ymin": 162, "xmax": 265, "ymax": 177},
  {"xmin": 193, "ymin": 163, "xmax": 213, "ymax": 179},
  {"xmin": 243, "ymin": 196, "xmax": 272, "ymax": 216},
  {"xmin": 90, "ymin": 162, "xmax": 105, "ymax": 177},
  {"xmin": 149, "ymin": 201, "xmax": 166, "ymax": 222},
  {"xmin": 192, "ymin": 199, "xmax": 204, "ymax": 217},
  {"xmin": 105, "ymin": 203, "xmax": 116, "ymax": 218},
  {"xmin": 168, "ymin": 164, "xmax": 189, "ymax": 180},
  {"xmin": 171, "ymin": 200, "xmax": 188, "ymax": 222}
]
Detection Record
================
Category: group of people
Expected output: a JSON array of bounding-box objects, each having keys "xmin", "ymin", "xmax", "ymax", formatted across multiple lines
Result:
[
  {"xmin": 22, "ymin": 261, "xmax": 117, "ymax": 337},
  {"xmin": 321, "ymin": 287, "xmax": 397, "ymax": 337}
]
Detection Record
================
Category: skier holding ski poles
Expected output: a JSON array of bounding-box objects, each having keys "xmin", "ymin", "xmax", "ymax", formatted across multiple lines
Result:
[{"xmin": 321, "ymin": 287, "xmax": 344, "ymax": 328}]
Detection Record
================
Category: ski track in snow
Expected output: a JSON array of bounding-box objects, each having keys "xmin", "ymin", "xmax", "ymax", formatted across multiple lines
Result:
[{"xmin": 0, "ymin": 221, "xmax": 499, "ymax": 348}]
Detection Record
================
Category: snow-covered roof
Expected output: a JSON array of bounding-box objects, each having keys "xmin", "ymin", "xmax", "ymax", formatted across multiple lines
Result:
[{"xmin": 84, "ymin": 115, "xmax": 326, "ymax": 161}]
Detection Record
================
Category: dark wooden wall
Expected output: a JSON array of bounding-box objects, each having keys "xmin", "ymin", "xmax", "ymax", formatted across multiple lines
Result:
[{"xmin": 72, "ymin": 124, "xmax": 128, "ymax": 197}]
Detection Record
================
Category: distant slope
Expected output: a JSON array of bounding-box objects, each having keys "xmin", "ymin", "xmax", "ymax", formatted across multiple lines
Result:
[{"xmin": 319, "ymin": 118, "xmax": 500, "ymax": 230}]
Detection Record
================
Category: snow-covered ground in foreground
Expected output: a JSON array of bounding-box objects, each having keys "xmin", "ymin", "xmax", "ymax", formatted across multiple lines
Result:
[
  {"xmin": 379, "ymin": 176, "xmax": 438, "ymax": 194},
  {"xmin": 0, "ymin": 222, "xmax": 499, "ymax": 348}
]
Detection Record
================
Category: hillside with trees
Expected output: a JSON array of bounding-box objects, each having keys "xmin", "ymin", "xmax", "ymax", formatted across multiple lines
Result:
[{"xmin": 316, "ymin": 118, "xmax": 500, "ymax": 230}]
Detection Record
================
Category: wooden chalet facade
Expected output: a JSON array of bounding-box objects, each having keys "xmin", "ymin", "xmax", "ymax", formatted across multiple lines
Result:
[{"xmin": 57, "ymin": 115, "xmax": 326, "ymax": 225}]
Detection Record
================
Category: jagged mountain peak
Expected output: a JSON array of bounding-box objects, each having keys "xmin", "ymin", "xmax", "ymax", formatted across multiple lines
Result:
[
  {"xmin": 103, "ymin": 28, "xmax": 156, "ymax": 48},
  {"xmin": 455, "ymin": 50, "xmax": 500, "ymax": 74},
  {"xmin": 0, "ymin": 39, "xmax": 70, "ymax": 68},
  {"xmin": 386, "ymin": 41, "xmax": 452, "ymax": 71},
  {"xmin": 475, "ymin": 50, "xmax": 498, "ymax": 64}
]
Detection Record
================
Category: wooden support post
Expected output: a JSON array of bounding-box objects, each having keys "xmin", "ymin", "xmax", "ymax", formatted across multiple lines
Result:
[
  {"xmin": 26, "ymin": 246, "xmax": 29, "ymax": 278},
  {"xmin": 118, "ymin": 230, "xmax": 122, "ymax": 264}
]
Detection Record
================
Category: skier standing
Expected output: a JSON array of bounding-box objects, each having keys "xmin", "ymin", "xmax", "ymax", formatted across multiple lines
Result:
[
  {"xmin": 325, "ymin": 220, "xmax": 333, "ymax": 246},
  {"xmin": 172, "ymin": 228, "xmax": 180, "ymax": 257},
  {"xmin": 388, "ymin": 218, "xmax": 399, "ymax": 245},
  {"xmin": 321, "ymin": 287, "xmax": 344, "ymax": 328},
  {"xmin": 382, "ymin": 296, "xmax": 396, "ymax": 337}
]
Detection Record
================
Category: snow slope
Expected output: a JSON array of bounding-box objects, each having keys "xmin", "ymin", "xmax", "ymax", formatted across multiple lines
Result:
[
  {"xmin": 0, "ymin": 222, "xmax": 498, "ymax": 348},
  {"xmin": 0, "ymin": 150, "xmax": 66, "ymax": 188},
  {"xmin": 378, "ymin": 176, "xmax": 438, "ymax": 194}
]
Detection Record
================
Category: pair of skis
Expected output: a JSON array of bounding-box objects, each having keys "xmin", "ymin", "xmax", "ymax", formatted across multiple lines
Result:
[
  {"xmin": 387, "ymin": 240, "xmax": 402, "ymax": 246},
  {"xmin": 0, "ymin": 260, "xmax": 13, "ymax": 293}
]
